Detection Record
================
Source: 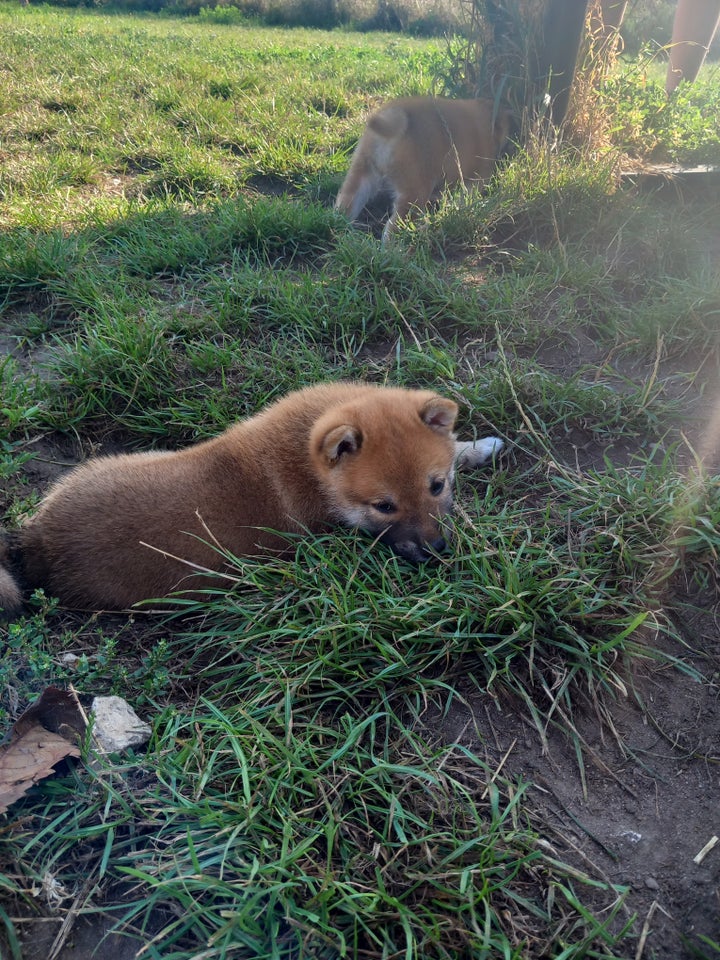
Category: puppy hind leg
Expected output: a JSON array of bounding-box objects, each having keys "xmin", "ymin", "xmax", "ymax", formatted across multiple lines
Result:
[
  {"xmin": 381, "ymin": 189, "xmax": 431, "ymax": 243},
  {"xmin": 454, "ymin": 437, "xmax": 504, "ymax": 468}
]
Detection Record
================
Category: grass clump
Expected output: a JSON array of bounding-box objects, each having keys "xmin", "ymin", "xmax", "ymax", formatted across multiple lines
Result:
[
  {"xmin": 1, "ymin": 669, "xmax": 631, "ymax": 959},
  {"xmin": 169, "ymin": 451, "xmax": 720, "ymax": 727}
]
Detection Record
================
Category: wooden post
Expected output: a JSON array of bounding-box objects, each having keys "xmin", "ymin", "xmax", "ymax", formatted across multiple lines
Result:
[
  {"xmin": 666, "ymin": 0, "xmax": 720, "ymax": 93},
  {"xmin": 532, "ymin": 0, "xmax": 591, "ymax": 125}
]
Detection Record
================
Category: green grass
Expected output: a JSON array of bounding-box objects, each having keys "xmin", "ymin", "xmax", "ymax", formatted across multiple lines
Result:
[
  {"xmin": 1, "ymin": 4, "xmax": 720, "ymax": 958},
  {"xmin": 0, "ymin": 4, "xmax": 442, "ymax": 229},
  {"xmin": 604, "ymin": 55, "xmax": 720, "ymax": 164}
]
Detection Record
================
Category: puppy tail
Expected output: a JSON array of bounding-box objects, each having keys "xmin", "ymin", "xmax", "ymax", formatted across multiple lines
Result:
[
  {"xmin": 368, "ymin": 103, "xmax": 409, "ymax": 140},
  {"xmin": 0, "ymin": 535, "xmax": 24, "ymax": 616}
]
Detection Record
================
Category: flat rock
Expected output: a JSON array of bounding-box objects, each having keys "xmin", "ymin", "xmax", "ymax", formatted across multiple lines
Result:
[{"xmin": 90, "ymin": 696, "xmax": 151, "ymax": 754}]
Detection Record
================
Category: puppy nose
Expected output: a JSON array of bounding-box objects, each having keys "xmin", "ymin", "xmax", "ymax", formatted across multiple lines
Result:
[
  {"xmin": 389, "ymin": 535, "xmax": 448, "ymax": 565},
  {"xmin": 429, "ymin": 536, "xmax": 447, "ymax": 554}
]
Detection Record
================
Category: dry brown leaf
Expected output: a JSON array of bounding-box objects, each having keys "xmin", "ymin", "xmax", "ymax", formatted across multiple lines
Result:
[{"xmin": 0, "ymin": 687, "xmax": 86, "ymax": 814}]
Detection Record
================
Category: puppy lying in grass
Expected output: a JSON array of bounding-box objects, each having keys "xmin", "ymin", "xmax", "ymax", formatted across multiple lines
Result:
[
  {"xmin": 335, "ymin": 96, "xmax": 510, "ymax": 241},
  {"xmin": 0, "ymin": 382, "xmax": 503, "ymax": 612}
]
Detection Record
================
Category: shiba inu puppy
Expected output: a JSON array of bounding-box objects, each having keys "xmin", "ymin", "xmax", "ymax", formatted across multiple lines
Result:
[
  {"xmin": 0, "ymin": 383, "xmax": 503, "ymax": 612},
  {"xmin": 335, "ymin": 96, "xmax": 510, "ymax": 241}
]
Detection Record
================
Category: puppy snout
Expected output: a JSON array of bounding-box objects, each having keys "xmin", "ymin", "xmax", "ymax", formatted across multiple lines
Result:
[{"xmin": 391, "ymin": 535, "xmax": 448, "ymax": 565}]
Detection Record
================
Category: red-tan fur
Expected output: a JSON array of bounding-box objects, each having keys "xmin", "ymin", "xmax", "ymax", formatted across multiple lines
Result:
[
  {"xmin": 335, "ymin": 97, "xmax": 510, "ymax": 240},
  {"xmin": 0, "ymin": 383, "xmax": 503, "ymax": 612}
]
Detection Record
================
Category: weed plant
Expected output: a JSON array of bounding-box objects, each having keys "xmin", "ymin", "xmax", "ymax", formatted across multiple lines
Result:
[{"xmin": 1, "ymin": 5, "xmax": 720, "ymax": 959}]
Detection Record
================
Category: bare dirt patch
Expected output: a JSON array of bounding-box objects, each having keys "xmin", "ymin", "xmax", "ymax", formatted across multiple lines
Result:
[{"xmin": 430, "ymin": 586, "xmax": 720, "ymax": 959}]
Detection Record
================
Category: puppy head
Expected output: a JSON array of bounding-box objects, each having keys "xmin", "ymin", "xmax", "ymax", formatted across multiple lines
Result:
[{"xmin": 310, "ymin": 390, "xmax": 459, "ymax": 563}]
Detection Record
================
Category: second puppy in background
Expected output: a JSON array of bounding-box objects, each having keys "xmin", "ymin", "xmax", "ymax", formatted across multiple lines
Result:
[{"xmin": 335, "ymin": 96, "xmax": 510, "ymax": 242}]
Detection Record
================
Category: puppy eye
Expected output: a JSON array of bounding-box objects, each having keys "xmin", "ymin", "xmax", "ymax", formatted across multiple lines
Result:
[
  {"xmin": 372, "ymin": 500, "xmax": 397, "ymax": 515},
  {"xmin": 429, "ymin": 478, "xmax": 445, "ymax": 496}
]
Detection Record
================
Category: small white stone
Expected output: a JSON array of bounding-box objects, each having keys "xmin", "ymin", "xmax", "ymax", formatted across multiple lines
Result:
[{"xmin": 90, "ymin": 696, "xmax": 151, "ymax": 754}]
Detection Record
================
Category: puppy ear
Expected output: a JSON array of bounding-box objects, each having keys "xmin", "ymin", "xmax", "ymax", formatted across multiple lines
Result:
[
  {"xmin": 420, "ymin": 397, "xmax": 458, "ymax": 434},
  {"xmin": 319, "ymin": 424, "xmax": 363, "ymax": 465}
]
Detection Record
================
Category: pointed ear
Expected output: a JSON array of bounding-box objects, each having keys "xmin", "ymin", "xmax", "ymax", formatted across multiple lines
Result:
[
  {"xmin": 319, "ymin": 424, "xmax": 363, "ymax": 466},
  {"xmin": 420, "ymin": 397, "xmax": 458, "ymax": 435}
]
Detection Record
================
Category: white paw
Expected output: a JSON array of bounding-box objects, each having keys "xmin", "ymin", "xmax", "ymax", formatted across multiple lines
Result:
[{"xmin": 454, "ymin": 437, "xmax": 504, "ymax": 469}]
